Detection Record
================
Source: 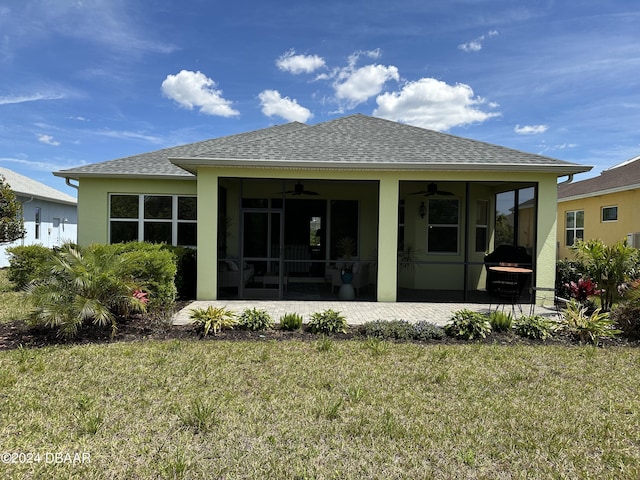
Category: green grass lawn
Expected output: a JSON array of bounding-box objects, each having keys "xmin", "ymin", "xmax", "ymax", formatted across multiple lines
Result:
[{"xmin": 1, "ymin": 339, "xmax": 639, "ymax": 479}]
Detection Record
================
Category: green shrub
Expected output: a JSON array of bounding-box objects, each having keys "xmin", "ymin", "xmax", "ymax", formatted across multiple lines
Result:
[
  {"xmin": 361, "ymin": 319, "xmax": 415, "ymax": 340},
  {"xmin": 308, "ymin": 309, "xmax": 347, "ymax": 335},
  {"xmin": 88, "ymin": 242, "xmax": 177, "ymax": 311},
  {"xmin": 6, "ymin": 244, "xmax": 54, "ymax": 288},
  {"xmin": 488, "ymin": 310, "xmax": 513, "ymax": 332},
  {"xmin": 561, "ymin": 300, "xmax": 620, "ymax": 344},
  {"xmin": 444, "ymin": 309, "xmax": 491, "ymax": 340},
  {"xmin": 238, "ymin": 307, "xmax": 274, "ymax": 331},
  {"xmin": 514, "ymin": 315, "xmax": 557, "ymax": 341},
  {"xmin": 25, "ymin": 244, "xmax": 148, "ymax": 338},
  {"xmin": 162, "ymin": 245, "xmax": 196, "ymax": 300},
  {"xmin": 279, "ymin": 312, "xmax": 303, "ymax": 331},
  {"xmin": 412, "ymin": 321, "xmax": 445, "ymax": 340},
  {"xmin": 190, "ymin": 305, "xmax": 236, "ymax": 336}
]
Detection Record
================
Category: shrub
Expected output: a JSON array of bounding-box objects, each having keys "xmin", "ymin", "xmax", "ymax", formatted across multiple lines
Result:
[
  {"xmin": 279, "ymin": 312, "xmax": 303, "ymax": 331},
  {"xmin": 6, "ymin": 244, "xmax": 54, "ymax": 288},
  {"xmin": 444, "ymin": 309, "xmax": 491, "ymax": 340},
  {"xmin": 361, "ymin": 319, "xmax": 415, "ymax": 340},
  {"xmin": 308, "ymin": 309, "xmax": 347, "ymax": 335},
  {"xmin": 238, "ymin": 307, "xmax": 274, "ymax": 331},
  {"xmin": 25, "ymin": 244, "xmax": 147, "ymax": 338},
  {"xmin": 488, "ymin": 310, "xmax": 513, "ymax": 332},
  {"xmin": 190, "ymin": 305, "xmax": 236, "ymax": 336},
  {"xmin": 163, "ymin": 245, "xmax": 196, "ymax": 300},
  {"xmin": 89, "ymin": 242, "xmax": 177, "ymax": 311},
  {"xmin": 412, "ymin": 321, "xmax": 445, "ymax": 340},
  {"xmin": 561, "ymin": 300, "xmax": 620, "ymax": 344},
  {"xmin": 514, "ymin": 315, "xmax": 557, "ymax": 341},
  {"xmin": 611, "ymin": 298, "xmax": 640, "ymax": 340}
]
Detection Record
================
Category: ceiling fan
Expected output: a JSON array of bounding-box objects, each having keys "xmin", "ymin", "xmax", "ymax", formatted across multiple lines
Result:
[
  {"xmin": 411, "ymin": 182, "xmax": 454, "ymax": 196},
  {"xmin": 282, "ymin": 181, "xmax": 319, "ymax": 196}
]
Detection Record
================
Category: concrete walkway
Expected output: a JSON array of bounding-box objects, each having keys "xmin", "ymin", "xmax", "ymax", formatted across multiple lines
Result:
[{"xmin": 173, "ymin": 300, "xmax": 559, "ymax": 327}]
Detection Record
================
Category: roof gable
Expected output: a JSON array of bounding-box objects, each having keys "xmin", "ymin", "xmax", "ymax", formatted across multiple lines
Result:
[
  {"xmin": 558, "ymin": 155, "xmax": 640, "ymax": 200},
  {"xmin": 0, "ymin": 167, "xmax": 76, "ymax": 205}
]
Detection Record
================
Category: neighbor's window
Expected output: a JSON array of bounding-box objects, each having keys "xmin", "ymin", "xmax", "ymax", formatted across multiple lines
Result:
[
  {"xmin": 565, "ymin": 210, "xmax": 584, "ymax": 246},
  {"xmin": 602, "ymin": 206, "xmax": 618, "ymax": 222},
  {"xmin": 34, "ymin": 207, "xmax": 41, "ymax": 240},
  {"xmin": 109, "ymin": 194, "xmax": 197, "ymax": 246},
  {"xmin": 427, "ymin": 198, "xmax": 459, "ymax": 253},
  {"xmin": 475, "ymin": 200, "xmax": 489, "ymax": 252}
]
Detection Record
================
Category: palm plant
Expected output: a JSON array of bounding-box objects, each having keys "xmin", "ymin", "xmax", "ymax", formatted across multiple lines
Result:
[{"xmin": 25, "ymin": 244, "xmax": 147, "ymax": 337}]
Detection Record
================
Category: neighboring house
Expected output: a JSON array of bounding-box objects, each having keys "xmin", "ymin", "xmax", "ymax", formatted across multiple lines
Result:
[
  {"xmin": 0, "ymin": 167, "xmax": 78, "ymax": 267},
  {"xmin": 54, "ymin": 114, "xmax": 589, "ymax": 305},
  {"xmin": 557, "ymin": 155, "xmax": 640, "ymax": 260}
]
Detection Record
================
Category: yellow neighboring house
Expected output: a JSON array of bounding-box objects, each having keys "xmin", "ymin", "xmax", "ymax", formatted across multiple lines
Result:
[{"xmin": 557, "ymin": 155, "xmax": 640, "ymax": 260}]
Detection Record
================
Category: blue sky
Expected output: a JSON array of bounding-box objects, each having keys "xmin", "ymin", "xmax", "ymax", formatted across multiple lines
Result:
[{"xmin": 1, "ymin": 0, "xmax": 639, "ymax": 197}]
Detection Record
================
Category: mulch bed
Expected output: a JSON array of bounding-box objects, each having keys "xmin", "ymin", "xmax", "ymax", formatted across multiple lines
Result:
[{"xmin": 0, "ymin": 306, "xmax": 636, "ymax": 351}]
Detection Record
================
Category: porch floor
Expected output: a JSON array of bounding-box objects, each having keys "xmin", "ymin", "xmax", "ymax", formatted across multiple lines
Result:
[{"xmin": 173, "ymin": 296, "xmax": 558, "ymax": 327}]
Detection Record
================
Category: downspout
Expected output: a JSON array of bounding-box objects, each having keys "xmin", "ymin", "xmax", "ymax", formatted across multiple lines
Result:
[
  {"xmin": 65, "ymin": 177, "xmax": 79, "ymax": 190},
  {"xmin": 557, "ymin": 174, "xmax": 574, "ymax": 185}
]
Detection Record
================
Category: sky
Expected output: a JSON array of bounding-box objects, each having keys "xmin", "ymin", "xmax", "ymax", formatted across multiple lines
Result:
[{"xmin": 1, "ymin": 0, "xmax": 639, "ymax": 198}]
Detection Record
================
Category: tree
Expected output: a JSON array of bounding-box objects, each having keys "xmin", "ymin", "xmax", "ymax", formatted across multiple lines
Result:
[{"xmin": 0, "ymin": 174, "xmax": 26, "ymax": 244}]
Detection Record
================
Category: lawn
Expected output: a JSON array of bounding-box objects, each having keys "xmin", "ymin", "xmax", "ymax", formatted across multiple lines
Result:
[{"xmin": 1, "ymin": 339, "xmax": 640, "ymax": 479}]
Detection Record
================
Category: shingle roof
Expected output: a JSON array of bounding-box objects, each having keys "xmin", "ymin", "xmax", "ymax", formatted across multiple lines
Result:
[
  {"xmin": 54, "ymin": 122, "xmax": 307, "ymax": 179},
  {"xmin": 0, "ymin": 167, "xmax": 77, "ymax": 205},
  {"xmin": 55, "ymin": 115, "xmax": 589, "ymax": 179},
  {"xmin": 558, "ymin": 155, "xmax": 640, "ymax": 200}
]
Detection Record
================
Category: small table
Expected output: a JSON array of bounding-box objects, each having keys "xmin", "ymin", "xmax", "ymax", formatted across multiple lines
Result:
[{"xmin": 488, "ymin": 266, "xmax": 533, "ymax": 313}]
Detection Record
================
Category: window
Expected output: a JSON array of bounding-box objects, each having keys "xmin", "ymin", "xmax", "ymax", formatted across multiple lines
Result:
[
  {"xmin": 565, "ymin": 210, "xmax": 584, "ymax": 246},
  {"xmin": 109, "ymin": 194, "xmax": 197, "ymax": 246},
  {"xmin": 34, "ymin": 207, "xmax": 41, "ymax": 240},
  {"xmin": 427, "ymin": 198, "xmax": 459, "ymax": 253},
  {"xmin": 475, "ymin": 200, "xmax": 489, "ymax": 252},
  {"xmin": 602, "ymin": 206, "xmax": 618, "ymax": 222}
]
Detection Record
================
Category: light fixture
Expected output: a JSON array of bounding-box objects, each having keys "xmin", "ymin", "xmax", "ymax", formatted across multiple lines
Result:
[{"xmin": 418, "ymin": 201, "xmax": 426, "ymax": 219}]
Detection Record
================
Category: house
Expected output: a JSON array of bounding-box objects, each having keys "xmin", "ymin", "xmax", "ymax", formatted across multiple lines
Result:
[
  {"xmin": 557, "ymin": 155, "xmax": 640, "ymax": 259},
  {"xmin": 54, "ymin": 114, "xmax": 590, "ymax": 305},
  {"xmin": 0, "ymin": 167, "xmax": 78, "ymax": 267}
]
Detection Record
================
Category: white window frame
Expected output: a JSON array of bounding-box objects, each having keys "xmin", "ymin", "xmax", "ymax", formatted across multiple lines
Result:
[
  {"xmin": 601, "ymin": 205, "xmax": 618, "ymax": 222},
  {"xmin": 565, "ymin": 210, "xmax": 584, "ymax": 246},
  {"xmin": 109, "ymin": 194, "xmax": 197, "ymax": 247},
  {"xmin": 426, "ymin": 198, "xmax": 460, "ymax": 254},
  {"xmin": 475, "ymin": 199, "xmax": 489, "ymax": 253}
]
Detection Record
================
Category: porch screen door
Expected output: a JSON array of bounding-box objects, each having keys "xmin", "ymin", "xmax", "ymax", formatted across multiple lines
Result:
[{"xmin": 241, "ymin": 210, "xmax": 284, "ymax": 298}]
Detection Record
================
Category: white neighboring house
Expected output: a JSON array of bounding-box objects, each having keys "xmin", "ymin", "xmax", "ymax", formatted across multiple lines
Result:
[{"xmin": 0, "ymin": 167, "xmax": 78, "ymax": 267}]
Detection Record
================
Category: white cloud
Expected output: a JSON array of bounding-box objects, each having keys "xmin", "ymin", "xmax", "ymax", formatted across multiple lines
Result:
[
  {"xmin": 0, "ymin": 92, "xmax": 65, "ymax": 105},
  {"xmin": 161, "ymin": 70, "xmax": 239, "ymax": 117},
  {"xmin": 276, "ymin": 50, "xmax": 325, "ymax": 74},
  {"xmin": 259, "ymin": 90, "xmax": 313, "ymax": 123},
  {"xmin": 373, "ymin": 77, "xmax": 500, "ymax": 131},
  {"xmin": 94, "ymin": 129, "xmax": 163, "ymax": 144},
  {"xmin": 334, "ymin": 64, "xmax": 399, "ymax": 109},
  {"xmin": 37, "ymin": 134, "xmax": 60, "ymax": 146},
  {"xmin": 458, "ymin": 30, "xmax": 499, "ymax": 53},
  {"xmin": 514, "ymin": 124, "xmax": 548, "ymax": 135}
]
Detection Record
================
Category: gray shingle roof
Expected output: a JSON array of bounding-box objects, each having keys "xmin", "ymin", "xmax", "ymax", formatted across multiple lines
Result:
[
  {"xmin": 558, "ymin": 155, "xmax": 640, "ymax": 200},
  {"xmin": 0, "ymin": 167, "xmax": 77, "ymax": 205},
  {"xmin": 55, "ymin": 115, "xmax": 589, "ymax": 179}
]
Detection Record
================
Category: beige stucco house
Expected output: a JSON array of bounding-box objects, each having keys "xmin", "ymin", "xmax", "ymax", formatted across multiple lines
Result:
[
  {"xmin": 54, "ymin": 115, "xmax": 589, "ymax": 305},
  {"xmin": 557, "ymin": 155, "xmax": 640, "ymax": 259}
]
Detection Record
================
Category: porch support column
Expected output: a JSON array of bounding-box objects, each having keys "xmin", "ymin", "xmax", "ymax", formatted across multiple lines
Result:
[
  {"xmin": 196, "ymin": 169, "xmax": 218, "ymax": 300},
  {"xmin": 535, "ymin": 176, "xmax": 558, "ymax": 306},
  {"xmin": 377, "ymin": 176, "xmax": 399, "ymax": 301}
]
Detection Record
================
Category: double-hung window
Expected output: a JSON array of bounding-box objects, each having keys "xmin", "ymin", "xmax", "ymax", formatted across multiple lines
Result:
[
  {"xmin": 602, "ymin": 206, "xmax": 618, "ymax": 222},
  {"xmin": 565, "ymin": 210, "xmax": 584, "ymax": 246},
  {"xmin": 109, "ymin": 194, "xmax": 197, "ymax": 246},
  {"xmin": 427, "ymin": 198, "xmax": 459, "ymax": 254}
]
